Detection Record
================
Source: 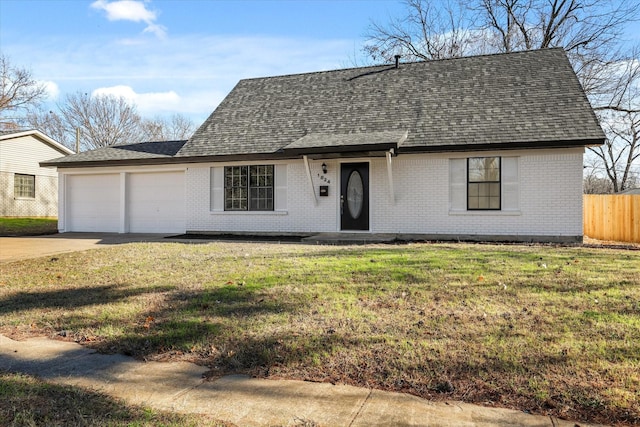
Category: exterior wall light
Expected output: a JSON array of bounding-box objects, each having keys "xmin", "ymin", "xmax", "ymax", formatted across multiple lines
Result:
[{"xmin": 322, "ymin": 163, "xmax": 328, "ymax": 174}]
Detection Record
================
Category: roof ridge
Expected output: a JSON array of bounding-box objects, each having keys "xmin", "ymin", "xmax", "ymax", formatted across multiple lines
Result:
[{"xmin": 237, "ymin": 47, "xmax": 566, "ymax": 82}]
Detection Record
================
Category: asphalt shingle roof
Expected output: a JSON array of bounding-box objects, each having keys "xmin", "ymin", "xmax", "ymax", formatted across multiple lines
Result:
[
  {"xmin": 179, "ymin": 48, "xmax": 604, "ymax": 158},
  {"xmin": 43, "ymin": 48, "xmax": 604, "ymax": 167},
  {"xmin": 42, "ymin": 140, "xmax": 187, "ymax": 166}
]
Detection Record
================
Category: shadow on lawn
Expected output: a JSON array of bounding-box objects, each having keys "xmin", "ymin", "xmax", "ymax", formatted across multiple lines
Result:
[
  {"xmin": 0, "ymin": 284, "xmax": 175, "ymax": 315},
  {"xmin": 87, "ymin": 283, "xmax": 315, "ymax": 364}
]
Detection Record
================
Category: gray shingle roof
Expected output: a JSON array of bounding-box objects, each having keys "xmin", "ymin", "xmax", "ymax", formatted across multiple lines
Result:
[
  {"xmin": 43, "ymin": 48, "xmax": 604, "ymax": 168},
  {"xmin": 179, "ymin": 48, "xmax": 604, "ymax": 158},
  {"xmin": 41, "ymin": 140, "xmax": 187, "ymax": 167},
  {"xmin": 284, "ymin": 130, "xmax": 407, "ymax": 151}
]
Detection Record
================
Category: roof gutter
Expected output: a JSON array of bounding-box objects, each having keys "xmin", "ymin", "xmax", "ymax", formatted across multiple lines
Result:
[{"xmin": 41, "ymin": 137, "xmax": 604, "ymax": 169}]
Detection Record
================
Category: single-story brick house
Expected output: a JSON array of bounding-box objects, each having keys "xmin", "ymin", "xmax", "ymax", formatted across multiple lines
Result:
[
  {"xmin": 42, "ymin": 48, "xmax": 604, "ymax": 242},
  {"xmin": 1, "ymin": 129, "xmax": 73, "ymax": 217}
]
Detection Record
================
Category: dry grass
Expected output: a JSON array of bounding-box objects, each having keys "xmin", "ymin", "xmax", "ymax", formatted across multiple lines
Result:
[{"xmin": 0, "ymin": 241, "xmax": 638, "ymax": 425}]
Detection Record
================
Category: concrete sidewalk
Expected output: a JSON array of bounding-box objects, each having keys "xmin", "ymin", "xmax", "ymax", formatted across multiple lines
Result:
[{"xmin": 0, "ymin": 335, "xmax": 601, "ymax": 427}]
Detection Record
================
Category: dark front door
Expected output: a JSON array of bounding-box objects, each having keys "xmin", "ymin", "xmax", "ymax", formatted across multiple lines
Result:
[{"xmin": 340, "ymin": 163, "xmax": 369, "ymax": 231}]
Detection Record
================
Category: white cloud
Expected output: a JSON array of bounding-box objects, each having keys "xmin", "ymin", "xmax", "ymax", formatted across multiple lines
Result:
[
  {"xmin": 5, "ymin": 33, "xmax": 354, "ymax": 123},
  {"xmin": 92, "ymin": 85, "xmax": 181, "ymax": 115},
  {"xmin": 91, "ymin": 0, "xmax": 166, "ymax": 38},
  {"xmin": 40, "ymin": 80, "xmax": 60, "ymax": 100}
]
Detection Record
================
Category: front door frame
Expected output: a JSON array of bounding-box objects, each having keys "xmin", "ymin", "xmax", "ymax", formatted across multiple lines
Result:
[{"xmin": 339, "ymin": 161, "xmax": 370, "ymax": 231}]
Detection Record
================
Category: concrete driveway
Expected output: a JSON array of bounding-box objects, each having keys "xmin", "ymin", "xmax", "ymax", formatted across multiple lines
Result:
[{"xmin": 0, "ymin": 233, "xmax": 173, "ymax": 263}]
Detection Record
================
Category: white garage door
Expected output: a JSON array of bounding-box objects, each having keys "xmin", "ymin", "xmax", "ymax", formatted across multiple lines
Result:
[
  {"xmin": 127, "ymin": 172, "xmax": 185, "ymax": 233},
  {"xmin": 66, "ymin": 174, "xmax": 120, "ymax": 232}
]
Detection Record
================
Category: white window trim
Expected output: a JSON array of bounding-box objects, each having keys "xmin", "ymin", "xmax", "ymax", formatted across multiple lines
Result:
[
  {"xmin": 210, "ymin": 210, "xmax": 288, "ymax": 216},
  {"xmin": 449, "ymin": 210, "xmax": 521, "ymax": 216},
  {"xmin": 210, "ymin": 164, "xmax": 287, "ymax": 213},
  {"xmin": 14, "ymin": 174, "xmax": 36, "ymax": 199},
  {"xmin": 449, "ymin": 156, "xmax": 520, "ymax": 214}
]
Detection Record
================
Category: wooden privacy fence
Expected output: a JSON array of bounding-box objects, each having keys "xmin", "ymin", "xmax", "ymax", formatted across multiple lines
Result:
[{"xmin": 584, "ymin": 195, "xmax": 640, "ymax": 243}]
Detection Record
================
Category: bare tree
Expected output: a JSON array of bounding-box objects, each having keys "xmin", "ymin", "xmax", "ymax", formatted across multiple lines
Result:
[
  {"xmin": 477, "ymin": 0, "xmax": 634, "ymax": 53},
  {"xmin": 0, "ymin": 54, "xmax": 47, "ymax": 129},
  {"xmin": 583, "ymin": 174, "xmax": 614, "ymax": 194},
  {"xmin": 586, "ymin": 46, "xmax": 640, "ymax": 192},
  {"xmin": 140, "ymin": 113, "xmax": 196, "ymax": 141},
  {"xmin": 23, "ymin": 108, "xmax": 72, "ymax": 149},
  {"xmin": 59, "ymin": 92, "xmax": 142, "ymax": 151},
  {"xmin": 591, "ymin": 102, "xmax": 640, "ymax": 192},
  {"xmin": 364, "ymin": 0, "xmax": 475, "ymax": 62}
]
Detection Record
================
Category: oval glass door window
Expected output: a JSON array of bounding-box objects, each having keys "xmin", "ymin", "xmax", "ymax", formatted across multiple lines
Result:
[{"xmin": 347, "ymin": 171, "xmax": 364, "ymax": 219}]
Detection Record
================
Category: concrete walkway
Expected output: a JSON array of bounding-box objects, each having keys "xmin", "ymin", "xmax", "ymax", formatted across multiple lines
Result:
[{"xmin": 0, "ymin": 335, "xmax": 602, "ymax": 427}]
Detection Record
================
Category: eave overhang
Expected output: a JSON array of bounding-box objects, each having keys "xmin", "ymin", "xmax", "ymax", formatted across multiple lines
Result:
[{"xmin": 41, "ymin": 137, "xmax": 605, "ymax": 169}]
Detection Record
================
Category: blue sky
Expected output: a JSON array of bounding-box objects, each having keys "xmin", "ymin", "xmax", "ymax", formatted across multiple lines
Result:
[
  {"xmin": 1, "ymin": 0, "xmax": 638, "ymax": 126},
  {"xmin": 0, "ymin": 0, "xmax": 404, "ymax": 124}
]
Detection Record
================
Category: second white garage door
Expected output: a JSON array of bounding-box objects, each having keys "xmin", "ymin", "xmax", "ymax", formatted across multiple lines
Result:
[{"xmin": 127, "ymin": 172, "xmax": 186, "ymax": 233}]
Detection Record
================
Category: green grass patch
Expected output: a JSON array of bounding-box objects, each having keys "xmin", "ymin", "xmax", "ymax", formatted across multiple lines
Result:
[
  {"xmin": 0, "ymin": 371, "xmax": 233, "ymax": 426},
  {"xmin": 0, "ymin": 217, "xmax": 58, "ymax": 236},
  {"xmin": 1, "ymin": 241, "xmax": 639, "ymax": 425}
]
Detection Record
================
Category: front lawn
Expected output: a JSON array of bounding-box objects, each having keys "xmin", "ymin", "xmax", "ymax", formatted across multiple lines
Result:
[
  {"xmin": 0, "ymin": 217, "xmax": 58, "ymax": 236},
  {"xmin": 0, "ymin": 242, "xmax": 638, "ymax": 425}
]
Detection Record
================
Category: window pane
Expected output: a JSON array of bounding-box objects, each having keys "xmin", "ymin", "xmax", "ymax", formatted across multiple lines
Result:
[
  {"xmin": 478, "ymin": 196, "xmax": 489, "ymax": 209},
  {"xmin": 224, "ymin": 166, "xmax": 248, "ymax": 210},
  {"xmin": 486, "ymin": 168, "xmax": 500, "ymax": 181},
  {"xmin": 14, "ymin": 174, "xmax": 35, "ymax": 198},
  {"xmin": 249, "ymin": 165, "xmax": 274, "ymax": 211},
  {"xmin": 467, "ymin": 157, "xmax": 500, "ymax": 210}
]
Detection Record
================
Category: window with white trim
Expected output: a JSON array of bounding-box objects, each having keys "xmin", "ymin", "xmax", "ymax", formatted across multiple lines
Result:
[
  {"xmin": 14, "ymin": 174, "xmax": 35, "ymax": 198},
  {"xmin": 224, "ymin": 165, "xmax": 274, "ymax": 211},
  {"xmin": 449, "ymin": 157, "xmax": 518, "ymax": 213}
]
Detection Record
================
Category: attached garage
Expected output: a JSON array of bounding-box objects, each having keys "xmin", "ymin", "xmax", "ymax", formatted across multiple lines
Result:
[
  {"xmin": 126, "ymin": 171, "xmax": 185, "ymax": 233},
  {"xmin": 65, "ymin": 174, "xmax": 120, "ymax": 232},
  {"xmin": 62, "ymin": 170, "xmax": 186, "ymax": 234}
]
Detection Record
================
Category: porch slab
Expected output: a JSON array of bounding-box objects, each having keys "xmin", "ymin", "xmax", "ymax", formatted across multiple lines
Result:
[{"xmin": 303, "ymin": 233, "xmax": 397, "ymax": 245}]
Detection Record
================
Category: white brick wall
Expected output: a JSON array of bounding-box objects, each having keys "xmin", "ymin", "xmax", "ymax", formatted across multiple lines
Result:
[
  {"xmin": 184, "ymin": 147, "xmax": 584, "ymax": 239},
  {"xmin": 187, "ymin": 161, "xmax": 339, "ymax": 233},
  {"xmin": 369, "ymin": 148, "xmax": 583, "ymax": 237}
]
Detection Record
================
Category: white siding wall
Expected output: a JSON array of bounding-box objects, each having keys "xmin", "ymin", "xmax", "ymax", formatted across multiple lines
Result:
[
  {"xmin": 0, "ymin": 135, "xmax": 67, "ymax": 217},
  {"xmin": 185, "ymin": 147, "xmax": 584, "ymax": 239}
]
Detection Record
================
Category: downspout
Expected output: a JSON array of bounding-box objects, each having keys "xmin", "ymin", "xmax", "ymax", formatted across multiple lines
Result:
[{"xmin": 303, "ymin": 155, "xmax": 318, "ymax": 205}]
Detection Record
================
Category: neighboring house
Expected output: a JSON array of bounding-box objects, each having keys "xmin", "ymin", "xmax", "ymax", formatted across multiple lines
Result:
[
  {"xmin": 42, "ymin": 48, "xmax": 605, "ymax": 242},
  {"xmin": 618, "ymin": 188, "xmax": 640, "ymax": 195},
  {"xmin": 1, "ymin": 130, "xmax": 73, "ymax": 217}
]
